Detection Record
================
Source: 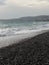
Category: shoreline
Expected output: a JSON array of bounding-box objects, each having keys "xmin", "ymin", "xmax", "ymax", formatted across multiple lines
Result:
[
  {"xmin": 0, "ymin": 29, "xmax": 48, "ymax": 48},
  {"xmin": 0, "ymin": 31, "xmax": 49, "ymax": 64}
]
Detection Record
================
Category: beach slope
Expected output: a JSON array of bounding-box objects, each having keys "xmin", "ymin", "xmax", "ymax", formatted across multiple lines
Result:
[{"xmin": 0, "ymin": 31, "xmax": 49, "ymax": 64}]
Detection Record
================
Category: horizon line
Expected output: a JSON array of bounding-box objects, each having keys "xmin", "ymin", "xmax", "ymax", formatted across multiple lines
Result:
[{"xmin": 0, "ymin": 15, "xmax": 49, "ymax": 20}]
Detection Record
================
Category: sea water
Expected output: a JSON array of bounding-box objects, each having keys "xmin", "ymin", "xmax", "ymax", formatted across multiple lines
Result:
[{"xmin": 0, "ymin": 20, "xmax": 49, "ymax": 37}]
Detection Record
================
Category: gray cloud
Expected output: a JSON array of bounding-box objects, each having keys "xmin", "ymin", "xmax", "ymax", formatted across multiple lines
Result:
[
  {"xmin": 0, "ymin": 0, "xmax": 6, "ymax": 5},
  {"xmin": 0, "ymin": 0, "xmax": 49, "ymax": 19},
  {"xmin": 0, "ymin": 6, "xmax": 49, "ymax": 19}
]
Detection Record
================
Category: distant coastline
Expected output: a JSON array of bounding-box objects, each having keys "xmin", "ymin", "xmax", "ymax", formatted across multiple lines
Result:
[{"xmin": 0, "ymin": 15, "xmax": 49, "ymax": 21}]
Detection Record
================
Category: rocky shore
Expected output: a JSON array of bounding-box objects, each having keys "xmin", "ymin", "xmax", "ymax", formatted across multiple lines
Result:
[{"xmin": 0, "ymin": 32, "xmax": 49, "ymax": 65}]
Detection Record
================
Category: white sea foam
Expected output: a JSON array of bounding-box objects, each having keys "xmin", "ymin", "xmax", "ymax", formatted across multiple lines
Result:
[
  {"xmin": 0, "ymin": 29, "xmax": 48, "ymax": 48},
  {"xmin": 0, "ymin": 24, "xmax": 49, "ymax": 37},
  {"xmin": 0, "ymin": 21, "xmax": 49, "ymax": 47}
]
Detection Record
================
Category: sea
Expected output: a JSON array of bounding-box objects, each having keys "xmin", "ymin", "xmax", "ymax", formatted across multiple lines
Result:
[{"xmin": 0, "ymin": 20, "xmax": 49, "ymax": 37}]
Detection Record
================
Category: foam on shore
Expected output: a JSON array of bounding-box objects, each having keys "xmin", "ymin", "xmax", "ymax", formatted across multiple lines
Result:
[{"xmin": 0, "ymin": 29, "xmax": 48, "ymax": 48}]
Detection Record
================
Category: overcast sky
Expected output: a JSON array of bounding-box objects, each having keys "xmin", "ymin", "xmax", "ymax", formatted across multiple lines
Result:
[{"xmin": 0, "ymin": 0, "xmax": 49, "ymax": 19}]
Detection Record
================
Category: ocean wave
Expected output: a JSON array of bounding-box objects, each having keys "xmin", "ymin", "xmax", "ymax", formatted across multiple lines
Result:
[
  {"xmin": 0, "ymin": 21, "xmax": 49, "ymax": 37},
  {"xmin": 0, "ymin": 27, "xmax": 49, "ymax": 37}
]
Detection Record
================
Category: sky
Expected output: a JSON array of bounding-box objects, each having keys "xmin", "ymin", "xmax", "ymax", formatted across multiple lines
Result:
[{"xmin": 0, "ymin": 0, "xmax": 49, "ymax": 19}]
